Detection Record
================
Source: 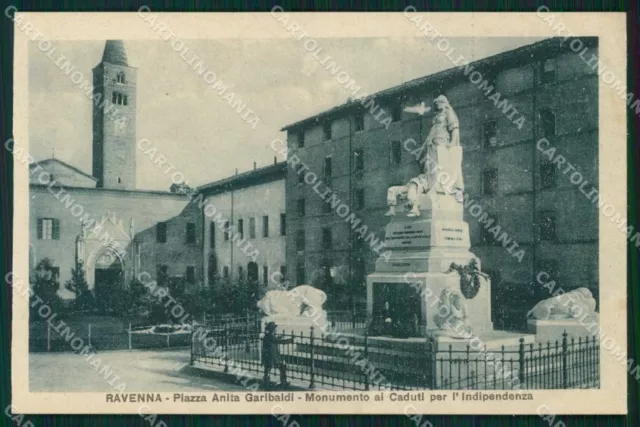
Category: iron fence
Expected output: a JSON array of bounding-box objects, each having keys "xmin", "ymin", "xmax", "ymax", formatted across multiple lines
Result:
[
  {"xmin": 29, "ymin": 321, "xmax": 192, "ymax": 352},
  {"xmin": 191, "ymin": 328, "xmax": 600, "ymax": 390}
]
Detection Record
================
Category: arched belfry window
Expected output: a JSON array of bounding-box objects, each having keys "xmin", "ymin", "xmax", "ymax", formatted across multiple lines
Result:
[{"xmin": 116, "ymin": 72, "xmax": 126, "ymax": 84}]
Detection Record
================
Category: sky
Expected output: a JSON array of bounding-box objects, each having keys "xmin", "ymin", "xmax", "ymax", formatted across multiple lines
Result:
[{"xmin": 29, "ymin": 37, "xmax": 546, "ymax": 191}]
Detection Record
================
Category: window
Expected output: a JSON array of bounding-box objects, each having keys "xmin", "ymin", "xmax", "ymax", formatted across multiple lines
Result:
[
  {"xmin": 482, "ymin": 169, "xmax": 498, "ymax": 196},
  {"xmin": 297, "ymin": 198, "xmax": 306, "ymax": 217},
  {"xmin": 354, "ymin": 112, "xmax": 365, "ymax": 132},
  {"xmin": 353, "ymin": 257, "xmax": 366, "ymax": 285},
  {"xmin": 249, "ymin": 217, "xmax": 256, "ymax": 239},
  {"xmin": 280, "ymin": 213, "xmax": 286, "ymax": 236},
  {"xmin": 297, "ymin": 164, "xmax": 305, "ymax": 184},
  {"xmin": 280, "ymin": 266, "xmax": 287, "ymax": 282},
  {"xmin": 262, "ymin": 216, "xmax": 269, "ymax": 238},
  {"xmin": 539, "ymin": 211, "xmax": 556, "ymax": 241},
  {"xmin": 223, "ymin": 266, "xmax": 229, "ymax": 279},
  {"xmin": 116, "ymin": 72, "xmax": 126, "ymax": 83},
  {"xmin": 323, "ymin": 121, "xmax": 332, "ymax": 140},
  {"xmin": 538, "ymin": 259, "xmax": 559, "ymax": 283},
  {"xmin": 353, "ymin": 148, "xmax": 364, "ymax": 172},
  {"xmin": 112, "ymin": 91, "xmax": 127, "ymax": 105},
  {"xmin": 296, "ymin": 230, "xmax": 305, "ymax": 251},
  {"xmin": 186, "ymin": 223, "xmax": 196, "ymax": 244},
  {"xmin": 481, "ymin": 215, "xmax": 498, "ymax": 245},
  {"xmin": 263, "ymin": 266, "xmax": 268, "ymax": 285},
  {"xmin": 540, "ymin": 162, "xmax": 557, "ymax": 189},
  {"xmin": 238, "ymin": 266, "xmax": 244, "ymax": 281},
  {"xmin": 224, "ymin": 221, "xmax": 230, "ymax": 241},
  {"xmin": 156, "ymin": 222, "xmax": 167, "ymax": 243},
  {"xmin": 37, "ymin": 218, "xmax": 59, "ymax": 240},
  {"xmin": 322, "ymin": 228, "xmax": 332, "ymax": 250},
  {"xmin": 297, "ymin": 131, "xmax": 305, "ymax": 148},
  {"xmin": 323, "ymin": 200, "xmax": 332, "ymax": 214},
  {"xmin": 209, "ymin": 224, "xmax": 215, "ymax": 248},
  {"xmin": 355, "ymin": 188, "xmax": 365, "ymax": 210},
  {"xmin": 296, "ymin": 262, "xmax": 306, "ymax": 285},
  {"xmin": 323, "ymin": 156, "xmax": 332, "ymax": 178},
  {"xmin": 483, "ymin": 120, "xmax": 498, "ymax": 149},
  {"xmin": 186, "ymin": 266, "xmax": 195, "ymax": 284},
  {"xmin": 157, "ymin": 264, "xmax": 169, "ymax": 286},
  {"xmin": 541, "ymin": 59, "xmax": 556, "ymax": 84},
  {"xmin": 391, "ymin": 103, "xmax": 402, "ymax": 122},
  {"xmin": 237, "ymin": 219, "xmax": 244, "ymax": 240},
  {"xmin": 539, "ymin": 109, "xmax": 556, "ymax": 137},
  {"xmin": 117, "ymin": 177, "xmax": 121, "ymax": 184},
  {"xmin": 390, "ymin": 141, "xmax": 402, "ymax": 164}
]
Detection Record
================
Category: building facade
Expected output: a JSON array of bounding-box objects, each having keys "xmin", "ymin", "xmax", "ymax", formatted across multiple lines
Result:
[
  {"xmin": 281, "ymin": 38, "xmax": 599, "ymax": 327},
  {"xmin": 200, "ymin": 162, "xmax": 287, "ymax": 293},
  {"xmin": 29, "ymin": 40, "xmax": 203, "ymax": 297}
]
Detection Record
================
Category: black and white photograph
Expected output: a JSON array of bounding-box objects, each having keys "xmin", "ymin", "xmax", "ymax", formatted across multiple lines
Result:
[{"xmin": 9, "ymin": 11, "xmax": 627, "ymax": 415}]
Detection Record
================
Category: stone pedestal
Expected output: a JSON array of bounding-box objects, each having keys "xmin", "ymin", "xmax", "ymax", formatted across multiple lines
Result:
[
  {"xmin": 367, "ymin": 192, "xmax": 493, "ymax": 337},
  {"xmin": 260, "ymin": 314, "xmax": 328, "ymax": 336},
  {"xmin": 527, "ymin": 318, "xmax": 598, "ymax": 343}
]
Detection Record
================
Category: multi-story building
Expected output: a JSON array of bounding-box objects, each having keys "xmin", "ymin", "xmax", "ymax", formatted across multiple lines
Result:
[
  {"xmin": 199, "ymin": 161, "xmax": 287, "ymax": 293},
  {"xmin": 281, "ymin": 37, "xmax": 599, "ymax": 327}
]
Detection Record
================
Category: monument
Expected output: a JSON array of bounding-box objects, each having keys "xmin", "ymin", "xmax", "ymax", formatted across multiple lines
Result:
[{"xmin": 368, "ymin": 95, "xmax": 494, "ymax": 340}]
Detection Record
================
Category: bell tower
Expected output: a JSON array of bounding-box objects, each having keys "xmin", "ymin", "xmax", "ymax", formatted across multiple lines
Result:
[{"xmin": 92, "ymin": 40, "xmax": 137, "ymax": 189}]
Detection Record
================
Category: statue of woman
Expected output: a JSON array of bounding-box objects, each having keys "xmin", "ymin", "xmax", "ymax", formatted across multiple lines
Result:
[{"xmin": 386, "ymin": 95, "xmax": 464, "ymax": 217}]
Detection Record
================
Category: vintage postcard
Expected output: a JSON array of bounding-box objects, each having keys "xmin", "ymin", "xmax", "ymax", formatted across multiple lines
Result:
[{"xmin": 10, "ymin": 10, "xmax": 628, "ymax": 416}]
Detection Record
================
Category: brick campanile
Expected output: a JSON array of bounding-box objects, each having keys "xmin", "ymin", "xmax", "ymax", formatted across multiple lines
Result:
[{"xmin": 92, "ymin": 40, "xmax": 137, "ymax": 189}]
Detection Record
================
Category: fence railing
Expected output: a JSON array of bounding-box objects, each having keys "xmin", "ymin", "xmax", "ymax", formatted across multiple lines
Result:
[
  {"xmin": 191, "ymin": 328, "xmax": 600, "ymax": 390},
  {"xmin": 29, "ymin": 321, "xmax": 192, "ymax": 352}
]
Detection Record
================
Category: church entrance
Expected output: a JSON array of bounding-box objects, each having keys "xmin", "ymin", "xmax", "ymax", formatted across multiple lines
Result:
[{"xmin": 93, "ymin": 251, "xmax": 124, "ymax": 313}]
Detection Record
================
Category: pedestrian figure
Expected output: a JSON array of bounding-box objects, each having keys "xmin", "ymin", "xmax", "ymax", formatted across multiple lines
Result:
[{"xmin": 262, "ymin": 321, "xmax": 293, "ymax": 389}]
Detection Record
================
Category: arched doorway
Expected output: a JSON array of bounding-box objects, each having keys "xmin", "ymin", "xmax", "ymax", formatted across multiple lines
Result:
[{"xmin": 93, "ymin": 249, "xmax": 124, "ymax": 313}]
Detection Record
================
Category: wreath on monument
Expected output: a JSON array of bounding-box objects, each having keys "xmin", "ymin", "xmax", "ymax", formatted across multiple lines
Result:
[{"xmin": 445, "ymin": 257, "xmax": 489, "ymax": 300}]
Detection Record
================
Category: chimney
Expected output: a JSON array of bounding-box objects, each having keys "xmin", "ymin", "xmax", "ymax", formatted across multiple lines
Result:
[
  {"xmin": 274, "ymin": 156, "xmax": 277, "ymax": 165},
  {"xmin": 235, "ymin": 168, "xmax": 238, "ymax": 175},
  {"xmin": 253, "ymin": 161, "xmax": 257, "ymax": 170}
]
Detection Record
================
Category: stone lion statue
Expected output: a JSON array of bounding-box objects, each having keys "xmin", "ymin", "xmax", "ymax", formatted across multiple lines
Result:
[
  {"xmin": 433, "ymin": 287, "xmax": 473, "ymax": 338},
  {"xmin": 527, "ymin": 287, "xmax": 598, "ymax": 321},
  {"xmin": 257, "ymin": 285, "xmax": 327, "ymax": 318}
]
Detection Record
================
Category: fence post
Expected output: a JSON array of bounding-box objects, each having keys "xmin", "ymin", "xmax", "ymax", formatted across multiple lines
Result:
[
  {"xmin": 224, "ymin": 324, "xmax": 229, "ymax": 373},
  {"xmin": 351, "ymin": 307, "xmax": 356, "ymax": 330},
  {"xmin": 47, "ymin": 322, "xmax": 51, "ymax": 352},
  {"xmin": 128, "ymin": 322, "xmax": 132, "ymax": 350},
  {"xmin": 562, "ymin": 331, "xmax": 568, "ymax": 389},
  {"xmin": 364, "ymin": 333, "xmax": 369, "ymax": 391},
  {"xmin": 429, "ymin": 336, "xmax": 437, "ymax": 389},
  {"xmin": 245, "ymin": 313, "xmax": 250, "ymax": 353},
  {"xmin": 88, "ymin": 324, "xmax": 92, "ymax": 348},
  {"xmin": 518, "ymin": 337, "xmax": 525, "ymax": 388},
  {"xmin": 190, "ymin": 321, "xmax": 195, "ymax": 365},
  {"xmin": 309, "ymin": 326, "xmax": 315, "ymax": 389}
]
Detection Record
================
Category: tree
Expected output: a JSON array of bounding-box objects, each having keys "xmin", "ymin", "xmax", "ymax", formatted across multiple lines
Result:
[
  {"xmin": 65, "ymin": 262, "xmax": 94, "ymax": 312},
  {"xmin": 30, "ymin": 258, "xmax": 62, "ymax": 318}
]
